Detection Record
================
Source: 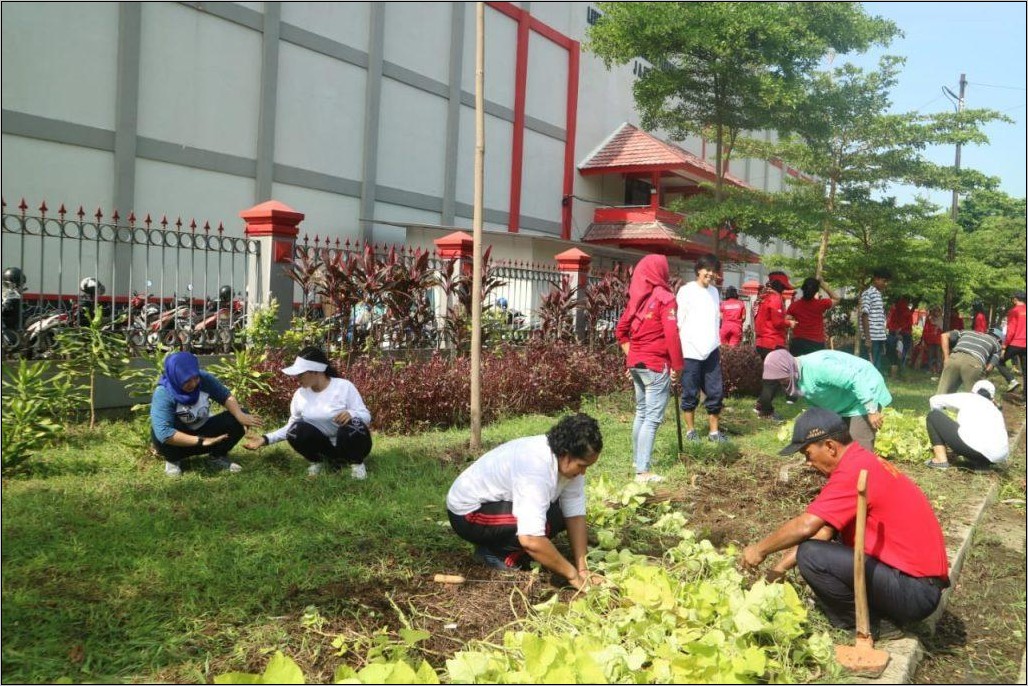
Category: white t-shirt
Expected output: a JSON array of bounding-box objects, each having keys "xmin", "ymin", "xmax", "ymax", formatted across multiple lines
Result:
[
  {"xmin": 929, "ymin": 392, "xmax": 1009, "ymax": 462},
  {"xmin": 445, "ymin": 435, "xmax": 587, "ymax": 537},
  {"xmin": 676, "ymin": 281, "xmax": 721, "ymax": 360},
  {"xmin": 266, "ymin": 377, "xmax": 371, "ymax": 446}
]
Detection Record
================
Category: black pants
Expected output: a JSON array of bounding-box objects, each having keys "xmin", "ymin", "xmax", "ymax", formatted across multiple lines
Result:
[
  {"xmin": 755, "ymin": 345, "xmax": 785, "ymax": 414},
  {"xmin": 286, "ymin": 419, "xmax": 372, "ymax": 465},
  {"xmin": 448, "ymin": 501, "xmax": 566, "ymax": 566},
  {"xmin": 789, "ymin": 338, "xmax": 825, "ymax": 356},
  {"xmin": 995, "ymin": 346, "xmax": 1026, "ymax": 395},
  {"xmin": 151, "ymin": 411, "xmax": 245, "ymax": 463},
  {"xmin": 796, "ymin": 539, "xmax": 943, "ymax": 630},
  {"xmin": 925, "ymin": 409, "xmax": 990, "ymax": 466}
]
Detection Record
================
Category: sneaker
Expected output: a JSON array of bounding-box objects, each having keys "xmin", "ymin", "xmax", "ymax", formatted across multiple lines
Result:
[
  {"xmin": 635, "ymin": 472, "xmax": 664, "ymax": 483},
  {"xmin": 1008, "ymin": 378, "xmax": 1022, "ymax": 392},
  {"xmin": 924, "ymin": 458, "xmax": 950, "ymax": 470},
  {"xmin": 350, "ymin": 463, "xmax": 367, "ymax": 480},
  {"xmin": 164, "ymin": 461, "xmax": 182, "ymax": 477},
  {"xmin": 759, "ymin": 411, "xmax": 786, "ymax": 425},
  {"xmin": 873, "ymin": 618, "xmax": 905, "ymax": 642},
  {"xmin": 474, "ymin": 545, "xmax": 511, "ymax": 571},
  {"xmin": 307, "ymin": 462, "xmax": 323, "ymax": 476},
  {"xmin": 708, "ymin": 432, "xmax": 729, "ymax": 444},
  {"xmin": 209, "ymin": 457, "xmax": 242, "ymax": 473},
  {"xmin": 685, "ymin": 429, "xmax": 701, "ymax": 442}
]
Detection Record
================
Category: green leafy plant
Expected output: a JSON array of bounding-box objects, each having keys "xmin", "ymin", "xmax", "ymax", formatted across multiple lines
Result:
[
  {"xmin": 873, "ymin": 408, "xmax": 932, "ymax": 463},
  {"xmin": 244, "ymin": 298, "xmax": 283, "ymax": 350},
  {"xmin": 207, "ymin": 348, "xmax": 274, "ymax": 407},
  {"xmin": 54, "ymin": 307, "xmax": 130, "ymax": 429},
  {"xmin": 1, "ymin": 360, "xmax": 62, "ymax": 475}
]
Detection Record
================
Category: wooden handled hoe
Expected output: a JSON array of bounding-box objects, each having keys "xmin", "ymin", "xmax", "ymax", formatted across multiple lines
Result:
[{"xmin": 834, "ymin": 469, "xmax": 890, "ymax": 677}]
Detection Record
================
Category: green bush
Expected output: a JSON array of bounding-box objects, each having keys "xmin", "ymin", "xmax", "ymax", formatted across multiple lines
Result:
[{"xmin": 1, "ymin": 360, "xmax": 62, "ymax": 475}]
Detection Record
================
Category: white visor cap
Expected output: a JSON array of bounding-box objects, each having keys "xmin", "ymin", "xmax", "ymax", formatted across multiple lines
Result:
[{"xmin": 281, "ymin": 356, "xmax": 328, "ymax": 376}]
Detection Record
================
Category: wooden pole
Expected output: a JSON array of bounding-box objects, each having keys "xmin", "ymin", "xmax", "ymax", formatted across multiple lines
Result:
[{"xmin": 470, "ymin": 2, "xmax": 485, "ymax": 451}]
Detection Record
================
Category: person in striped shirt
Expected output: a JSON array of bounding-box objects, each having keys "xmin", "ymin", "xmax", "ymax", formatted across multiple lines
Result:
[
  {"xmin": 860, "ymin": 268, "xmax": 891, "ymax": 373},
  {"xmin": 936, "ymin": 328, "xmax": 1004, "ymax": 395}
]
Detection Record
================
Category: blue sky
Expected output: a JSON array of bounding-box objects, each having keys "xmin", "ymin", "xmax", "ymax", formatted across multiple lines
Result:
[{"xmin": 850, "ymin": 2, "xmax": 1027, "ymax": 207}]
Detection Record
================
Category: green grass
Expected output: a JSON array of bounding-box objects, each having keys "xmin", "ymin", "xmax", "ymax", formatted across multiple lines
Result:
[{"xmin": 2, "ymin": 367, "xmax": 1023, "ymax": 683}]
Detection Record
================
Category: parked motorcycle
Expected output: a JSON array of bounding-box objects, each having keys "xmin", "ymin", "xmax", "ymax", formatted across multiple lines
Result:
[
  {"xmin": 1, "ymin": 267, "xmax": 26, "ymax": 356},
  {"xmin": 191, "ymin": 285, "xmax": 244, "ymax": 353}
]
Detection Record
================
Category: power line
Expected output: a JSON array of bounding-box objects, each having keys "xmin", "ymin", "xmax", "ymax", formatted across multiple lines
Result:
[{"xmin": 967, "ymin": 81, "xmax": 1027, "ymax": 91}]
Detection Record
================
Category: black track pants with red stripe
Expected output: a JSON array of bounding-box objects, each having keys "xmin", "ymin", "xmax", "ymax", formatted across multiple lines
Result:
[{"xmin": 447, "ymin": 501, "xmax": 566, "ymax": 562}]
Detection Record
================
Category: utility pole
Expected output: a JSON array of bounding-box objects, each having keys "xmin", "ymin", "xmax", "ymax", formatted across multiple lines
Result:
[
  {"xmin": 470, "ymin": 2, "xmax": 485, "ymax": 452},
  {"xmin": 943, "ymin": 73, "xmax": 966, "ymax": 331}
]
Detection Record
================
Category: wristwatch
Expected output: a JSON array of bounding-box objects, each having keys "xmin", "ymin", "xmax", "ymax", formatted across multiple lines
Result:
[{"xmin": 196, "ymin": 435, "xmax": 203, "ymax": 446}]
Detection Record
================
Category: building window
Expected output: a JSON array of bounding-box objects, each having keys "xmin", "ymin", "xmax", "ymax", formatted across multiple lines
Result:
[{"xmin": 586, "ymin": 6, "xmax": 602, "ymax": 25}]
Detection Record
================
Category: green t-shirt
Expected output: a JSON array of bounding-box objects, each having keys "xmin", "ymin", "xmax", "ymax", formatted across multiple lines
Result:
[{"xmin": 796, "ymin": 350, "xmax": 892, "ymax": 417}]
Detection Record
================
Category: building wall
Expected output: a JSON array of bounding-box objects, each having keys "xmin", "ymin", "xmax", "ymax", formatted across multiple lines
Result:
[{"xmin": 2, "ymin": 1, "xmax": 792, "ymax": 297}]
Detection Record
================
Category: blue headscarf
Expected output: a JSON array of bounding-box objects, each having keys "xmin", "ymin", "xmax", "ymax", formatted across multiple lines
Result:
[{"xmin": 158, "ymin": 351, "xmax": 201, "ymax": 405}]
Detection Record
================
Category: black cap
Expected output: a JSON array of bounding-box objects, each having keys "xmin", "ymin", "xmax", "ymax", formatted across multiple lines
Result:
[
  {"xmin": 778, "ymin": 408, "xmax": 849, "ymax": 456},
  {"xmin": 1015, "ymin": 291, "xmax": 1026, "ymax": 301}
]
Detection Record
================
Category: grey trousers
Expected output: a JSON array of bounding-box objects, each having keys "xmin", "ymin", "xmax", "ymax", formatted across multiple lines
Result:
[{"xmin": 847, "ymin": 414, "xmax": 876, "ymax": 452}]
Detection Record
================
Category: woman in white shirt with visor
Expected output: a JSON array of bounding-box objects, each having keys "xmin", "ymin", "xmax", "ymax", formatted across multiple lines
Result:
[
  {"xmin": 924, "ymin": 379, "xmax": 1008, "ymax": 470},
  {"xmin": 245, "ymin": 347, "xmax": 372, "ymax": 478}
]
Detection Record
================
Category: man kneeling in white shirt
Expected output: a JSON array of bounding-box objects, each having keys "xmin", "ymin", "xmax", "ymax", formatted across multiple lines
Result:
[
  {"xmin": 925, "ymin": 379, "xmax": 1009, "ymax": 470},
  {"xmin": 446, "ymin": 413, "xmax": 606, "ymax": 590}
]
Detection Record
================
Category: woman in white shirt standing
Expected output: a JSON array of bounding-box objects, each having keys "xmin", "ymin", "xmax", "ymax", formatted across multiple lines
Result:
[
  {"xmin": 925, "ymin": 379, "xmax": 1008, "ymax": 470},
  {"xmin": 245, "ymin": 347, "xmax": 372, "ymax": 478}
]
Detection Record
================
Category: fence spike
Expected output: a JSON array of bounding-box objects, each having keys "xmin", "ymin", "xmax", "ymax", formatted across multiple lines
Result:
[
  {"xmin": 95, "ymin": 206, "xmax": 104, "ymax": 221},
  {"xmin": 344, "ymin": 237, "xmax": 351, "ymax": 249},
  {"xmin": 217, "ymin": 222, "xmax": 224, "ymax": 234},
  {"xmin": 335, "ymin": 237, "xmax": 341, "ymax": 248},
  {"xmin": 144, "ymin": 213, "xmax": 153, "ymax": 228},
  {"xmin": 203, "ymin": 220, "xmax": 210, "ymax": 232},
  {"xmin": 160, "ymin": 215, "xmax": 168, "ymax": 228},
  {"xmin": 112, "ymin": 209, "xmax": 120, "ymax": 223},
  {"xmin": 18, "ymin": 198, "xmax": 28, "ymax": 215},
  {"xmin": 58, "ymin": 203, "xmax": 67, "ymax": 219},
  {"xmin": 128, "ymin": 211, "xmax": 136, "ymax": 226},
  {"xmin": 174, "ymin": 217, "xmax": 182, "ymax": 230},
  {"xmin": 189, "ymin": 219, "xmax": 197, "ymax": 232},
  {"xmin": 38, "ymin": 200, "xmax": 48, "ymax": 216}
]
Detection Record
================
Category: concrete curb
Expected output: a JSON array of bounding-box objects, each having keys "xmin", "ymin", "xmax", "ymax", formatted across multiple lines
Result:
[{"xmin": 863, "ymin": 416, "xmax": 1027, "ymax": 685}]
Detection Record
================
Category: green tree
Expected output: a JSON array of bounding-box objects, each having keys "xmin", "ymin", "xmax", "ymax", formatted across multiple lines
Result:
[
  {"xmin": 586, "ymin": 1, "xmax": 898, "ymax": 256},
  {"xmin": 953, "ymin": 189, "xmax": 1027, "ymax": 318}
]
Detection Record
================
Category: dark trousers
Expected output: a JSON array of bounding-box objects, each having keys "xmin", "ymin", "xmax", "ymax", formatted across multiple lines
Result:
[
  {"xmin": 789, "ymin": 338, "xmax": 825, "ymax": 356},
  {"xmin": 755, "ymin": 345, "xmax": 784, "ymax": 415},
  {"xmin": 680, "ymin": 349, "xmax": 723, "ymax": 414},
  {"xmin": 796, "ymin": 539, "xmax": 943, "ymax": 630},
  {"xmin": 448, "ymin": 501, "xmax": 566, "ymax": 566},
  {"xmin": 995, "ymin": 346, "xmax": 1026, "ymax": 394},
  {"xmin": 887, "ymin": 331, "xmax": 913, "ymax": 367},
  {"xmin": 925, "ymin": 409, "xmax": 989, "ymax": 466},
  {"xmin": 151, "ymin": 411, "xmax": 245, "ymax": 463},
  {"xmin": 287, "ymin": 419, "xmax": 372, "ymax": 465}
]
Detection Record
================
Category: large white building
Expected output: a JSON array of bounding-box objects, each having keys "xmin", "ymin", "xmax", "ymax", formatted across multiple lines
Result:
[{"xmin": 2, "ymin": 1, "xmax": 801, "ymax": 298}]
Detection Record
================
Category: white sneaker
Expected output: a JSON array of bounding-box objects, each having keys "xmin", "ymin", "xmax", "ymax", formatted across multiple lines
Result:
[
  {"xmin": 209, "ymin": 457, "xmax": 242, "ymax": 473},
  {"xmin": 1009, "ymin": 379, "xmax": 1021, "ymax": 391},
  {"xmin": 164, "ymin": 461, "xmax": 182, "ymax": 477},
  {"xmin": 634, "ymin": 472, "xmax": 664, "ymax": 483},
  {"xmin": 350, "ymin": 463, "xmax": 367, "ymax": 480},
  {"xmin": 307, "ymin": 463, "xmax": 323, "ymax": 476}
]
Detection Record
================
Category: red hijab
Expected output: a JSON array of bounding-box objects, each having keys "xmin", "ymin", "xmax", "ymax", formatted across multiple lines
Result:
[{"xmin": 625, "ymin": 255, "xmax": 674, "ymax": 331}]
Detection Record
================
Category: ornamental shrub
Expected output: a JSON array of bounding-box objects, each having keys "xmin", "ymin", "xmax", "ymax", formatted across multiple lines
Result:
[
  {"xmin": 247, "ymin": 342, "xmax": 627, "ymax": 434},
  {"xmin": 719, "ymin": 344, "xmax": 763, "ymax": 397}
]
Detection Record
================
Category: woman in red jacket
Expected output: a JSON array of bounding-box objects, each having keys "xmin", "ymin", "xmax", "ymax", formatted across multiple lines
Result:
[
  {"xmin": 615, "ymin": 255, "xmax": 684, "ymax": 483},
  {"xmin": 753, "ymin": 272, "xmax": 796, "ymax": 421},
  {"xmin": 921, "ymin": 306, "xmax": 944, "ymax": 374},
  {"xmin": 719, "ymin": 286, "xmax": 746, "ymax": 347},
  {"xmin": 972, "ymin": 301, "xmax": 988, "ymax": 333}
]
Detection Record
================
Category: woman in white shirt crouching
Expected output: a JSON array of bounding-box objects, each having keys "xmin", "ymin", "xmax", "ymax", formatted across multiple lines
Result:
[
  {"xmin": 924, "ymin": 379, "xmax": 1008, "ymax": 470},
  {"xmin": 245, "ymin": 347, "xmax": 372, "ymax": 478}
]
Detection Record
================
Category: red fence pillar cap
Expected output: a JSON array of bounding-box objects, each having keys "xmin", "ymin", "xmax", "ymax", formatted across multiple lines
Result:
[
  {"xmin": 434, "ymin": 230, "xmax": 475, "ymax": 259},
  {"xmin": 554, "ymin": 247, "xmax": 592, "ymax": 273},
  {"xmin": 240, "ymin": 200, "xmax": 305, "ymax": 237}
]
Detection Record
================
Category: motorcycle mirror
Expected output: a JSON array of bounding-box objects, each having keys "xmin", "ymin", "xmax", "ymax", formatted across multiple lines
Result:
[
  {"xmin": 187, "ymin": 284, "xmax": 193, "ymax": 291},
  {"xmin": 146, "ymin": 280, "xmax": 153, "ymax": 288}
]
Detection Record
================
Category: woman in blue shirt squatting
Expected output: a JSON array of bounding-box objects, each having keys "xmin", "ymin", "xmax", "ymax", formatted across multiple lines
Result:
[
  {"xmin": 150, "ymin": 351, "xmax": 261, "ymax": 477},
  {"xmin": 244, "ymin": 347, "xmax": 373, "ymax": 479}
]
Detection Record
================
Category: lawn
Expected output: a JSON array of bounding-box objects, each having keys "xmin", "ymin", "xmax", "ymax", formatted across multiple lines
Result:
[{"xmin": 2, "ymin": 367, "xmax": 1023, "ymax": 683}]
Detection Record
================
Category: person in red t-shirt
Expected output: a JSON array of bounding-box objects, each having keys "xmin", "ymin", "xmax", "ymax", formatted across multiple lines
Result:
[
  {"xmin": 615, "ymin": 255, "xmax": 685, "ymax": 483},
  {"xmin": 920, "ymin": 306, "xmax": 944, "ymax": 374},
  {"xmin": 741, "ymin": 408, "xmax": 948, "ymax": 638},
  {"xmin": 886, "ymin": 296, "xmax": 916, "ymax": 371},
  {"xmin": 719, "ymin": 286, "xmax": 746, "ymax": 347},
  {"xmin": 995, "ymin": 291, "xmax": 1027, "ymax": 398},
  {"xmin": 971, "ymin": 301, "xmax": 988, "ymax": 333},
  {"xmin": 786, "ymin": 277, "xmax": 839, "ymax": 356},
  {"xmin": 949, "ymin": 308, "xmax": 965, "ymax": 331},
  {"xmin": 753, "ymin": 273, "xmax": 797, "ymax": 422}
]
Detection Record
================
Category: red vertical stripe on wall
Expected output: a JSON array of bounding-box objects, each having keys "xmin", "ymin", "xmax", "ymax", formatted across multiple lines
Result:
[
  {"xmin": 561, "ymin": 42, "xmax": 579, "ymax": 240},
  {"xmin": 508, "ymin": 14, "xmax": 530, "ymax": 233}
]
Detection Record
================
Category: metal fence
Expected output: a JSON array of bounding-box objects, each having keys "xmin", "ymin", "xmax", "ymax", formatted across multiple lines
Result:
[{"xmin": 1, "ymin": 201, "xmax": 258, "ymax": 357}]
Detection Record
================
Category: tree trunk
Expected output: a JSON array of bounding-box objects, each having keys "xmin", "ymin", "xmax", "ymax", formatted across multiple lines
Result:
[
  {"xmin": 713, "ymin": 122, "xmax": 724, "ymax": 260},
  {"xmin": 89, "ymin": 369, "xmax": 96, "ymax": 430},
  {"xmin": 815, "ymin": 176, "xmax": 838, "ymax": 279},
  {"xmin": 469, "ymin": 1, "xmax": 485, "ymax": 452}
]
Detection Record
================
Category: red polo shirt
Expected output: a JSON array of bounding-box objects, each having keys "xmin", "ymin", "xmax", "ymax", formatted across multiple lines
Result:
[
  {"xmin": 787, "ymin": 297, "xmax": 833, "ymax": 343},
  {"xmin": 807, "ymin": 443, "xmax": 949, "ymax": 581}
]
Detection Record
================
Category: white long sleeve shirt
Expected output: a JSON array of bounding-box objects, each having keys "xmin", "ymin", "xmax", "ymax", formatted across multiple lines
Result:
[
  {"xmin": 929, "ymin": 392, "xmax": 1008, "ymax": 462},
  {"xmin": 445, "ymin": 435, "xmax": 586, "ymax": 537},
  {"xmin": 266, "ymin": 378, "xmax": 371, "ymax": 446},
  {"xmin": 676, "ymin": 281, "xmax": 721, "ymax": 360}
]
